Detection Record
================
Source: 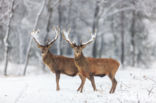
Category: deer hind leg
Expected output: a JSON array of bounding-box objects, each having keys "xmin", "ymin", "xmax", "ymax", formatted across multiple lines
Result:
[
  {"xmin": 56, "ymin": 73, "xmax": 60, "ymax": 91},
  {"xmin": 88, "ymin": 75, "xmax": 97, "ymax": 91},
  {"xmin": 77, "ymin": 75, "xmax": 86, "ymax": 93},
  {"xmin": 108, "ymin": 73, "xmax": 117, "ymax": 94}
]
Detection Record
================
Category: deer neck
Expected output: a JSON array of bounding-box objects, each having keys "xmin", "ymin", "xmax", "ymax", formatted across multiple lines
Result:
[
  {"xmin": 74, "ymin": 52, "xmax": 89, "ymax": 66},
  {"xmin": 74, "ymin": 52, "xmax": 85, "ymax": 61},
  {"xmin": 42, "ymin": 50, "xmax": 54, "ymax": 64},
  {"xmin": 74, "ymin": 52, "xmax": 90, "ymax": 76}
]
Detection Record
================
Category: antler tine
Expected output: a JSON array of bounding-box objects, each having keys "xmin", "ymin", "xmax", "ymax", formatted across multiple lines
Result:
[
  {"xmin": 54, "ymin": 26, "xmax": 60, "ymax": 37},
  {"xmin": 31, "ymin": 29, "xmax": 43, "ymax": 46},
  {"xmin": 31, "ymin": 29, "xmax": 40, "ymax": 36},
  {"xmin": 82, "ymin": 30, "xmax": 96, "ymax": 46},
  {"xmin": 62, "ymin": 28, "xmax": 73, "ymax": 46},
  {"xmin": 47, "ymin": 27, "xmax": 59, "ymax": 46}
]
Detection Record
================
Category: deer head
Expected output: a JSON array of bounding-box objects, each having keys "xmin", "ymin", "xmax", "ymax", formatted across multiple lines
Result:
[
  {"xmin": 31, "ymin": 27, "xmax": 60, "ymax": 55},
  {"xmin": 62, "ymin": 29, "xmax": 96, "ymax": 57}
]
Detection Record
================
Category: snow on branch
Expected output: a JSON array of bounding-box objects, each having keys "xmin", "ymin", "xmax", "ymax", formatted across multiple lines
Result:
[{"xmin": 106, "ymin": 6, "xmax": 135, "ymax": 17}]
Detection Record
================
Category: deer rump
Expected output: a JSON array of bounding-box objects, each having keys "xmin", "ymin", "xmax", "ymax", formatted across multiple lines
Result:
[{"xmin": 87, "ymin": 57, "xmax": 120, "ymax": 77}]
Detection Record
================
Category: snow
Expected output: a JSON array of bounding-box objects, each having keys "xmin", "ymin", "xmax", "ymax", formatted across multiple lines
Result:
[{"xmin": 0, "ymin": 65, "xmax": 156, "ymax": 103}]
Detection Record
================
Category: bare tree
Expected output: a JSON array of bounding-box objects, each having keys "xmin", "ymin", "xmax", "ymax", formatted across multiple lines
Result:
[
  {"xmin": 57, "ymin": 0, "xmax": 63, "ymax": 55},
  {"xmin": 23, "ymin": 0, "xmax": 46, "ymax": 75},
  {"xmin": 41, "ymin": 0, "xmax": 54, "ymax": 72},
  {"xmin": 130, "ymin": 0, "xmax": 136, "ymax": 67},
  {"xmin": 92, "ymin": 0, "xmax": 100, "ymax": 34},
  {"xmin": 45, "ymin": 0, "xmax": 54, "ymax": 39},
  {"xmin": 111, "ymin": 15, "xmax": 118, "ymax": 55},
  {"xmin": 92, "ymin": 0, "xmax": 128, "ymax": 58},
  {"xmin": 3, "ymin": 0, "xmax": 15, "ymax": 76},
  {"xmin": 120, "ymin": 11, "xmax": 125, "ymax": 65},
  {"xmin": 92, "ymin": 0, "xmax": 100, "ymax": 58}
]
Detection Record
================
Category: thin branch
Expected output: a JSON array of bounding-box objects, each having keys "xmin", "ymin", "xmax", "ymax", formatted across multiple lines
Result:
[
  {"xmin": 106, "ymin": 7, "xmax": 135, "ymax": 17},
  {"xmin": 147, "ymin": 87, "xmax": 154, "ymax": 96},
  {"xmin": 100, "ymin": 0, "xmax": 124, "ymax": 18},
  {"xmin": 52, "ymin": 0, "xmax": 59, "ymax": 8},
  {"xmin": 100, "ymin": 6, "xmax": 135, "ymax": 22}
]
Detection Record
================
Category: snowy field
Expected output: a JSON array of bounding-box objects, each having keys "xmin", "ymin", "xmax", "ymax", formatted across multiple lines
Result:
[{"xmin": 0, "ymin": 64, "xmax": 156, "ymax": 103}]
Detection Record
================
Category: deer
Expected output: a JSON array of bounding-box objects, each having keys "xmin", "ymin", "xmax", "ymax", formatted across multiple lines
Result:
[
  {"xmin": 62, "ymin": 29, "xmax": 120, "ymax": 93},
  {"xmin": 30, "ymin": 28, "xmax": 84, "ymax": 92}
]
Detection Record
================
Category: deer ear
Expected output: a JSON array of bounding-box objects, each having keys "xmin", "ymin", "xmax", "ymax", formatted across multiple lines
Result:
[
  {"xmin": 70, "ymin": 44, "xmax": 75, "ymax": 48},
  {"xmin": 37, "ymin": 44, "xmax": 42, "ymax": 48},
  {"xmin": 71, "ymin": 43, "xmax": 78, "ymax": 48}
]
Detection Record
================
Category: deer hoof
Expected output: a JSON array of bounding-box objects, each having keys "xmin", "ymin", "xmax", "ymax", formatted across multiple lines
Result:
[{"xmin": 56, "ymin": 88, "xmax": 60, "ymax": 91}]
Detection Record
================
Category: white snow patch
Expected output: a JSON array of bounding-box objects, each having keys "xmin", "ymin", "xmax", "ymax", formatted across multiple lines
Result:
[{"xmin": 0, "ymin": 65, "xmax": 156, "ymax": 103}]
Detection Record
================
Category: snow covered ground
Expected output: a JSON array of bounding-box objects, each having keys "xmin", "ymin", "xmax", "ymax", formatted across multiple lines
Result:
[{"xmin": 0, "ymin": 65, "xmax": 156, "ymax": 103}]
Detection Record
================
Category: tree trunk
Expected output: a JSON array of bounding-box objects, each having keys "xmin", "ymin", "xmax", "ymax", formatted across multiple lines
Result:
[
  {"xmin": 130, "ymin": 1, "xmax": 136, "ymax": 67},
  {"xmin": 99, "ymin": 36, "xmax": 104, "ymax": 57},
  {"xmin": 131, "ymin": 11, "xmax": 136, "ymax": 66},
  {"xmin": 57, "ymin": 0, "xmax": 63, "ymax": 55},
  {"xmin": 120, "ymin": 11, "xmax": 125, "ymax": 65},
  {"xmin": 65, "ymin": 0, "xmax": 73, "ymax": 55},
  {"xmin": 23, "ymin": 0, "xmax": 46, "ymax": 75},
  {"xmin": 111, "ymin": 15, "xmax": 119, "ymax": 56},
  {"xmin": 41, "ymin": 0, "xmax": 53, "ymax": 72},
  {"xmin": 67, "ymin": 0, "xmax": 72, "ymax": 27},
  {"xmin": 92, "ymin": 1, "xmax": 100, "ymax": 57},
  {"xmin": 3, "ymin": 0, "xmax": 15, "ymax": 76},
  {"xmin": 45, "ymin": 0, "xmax": 53, "ymax": 39},
  {"xmin": 18, "ymin": 29, "xmax": 23, "ymax": 64}
]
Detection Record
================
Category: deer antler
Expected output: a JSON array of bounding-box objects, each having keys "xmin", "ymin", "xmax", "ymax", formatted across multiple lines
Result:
[
  {"xmin": 47, "ymin": 27, "xmax": 59, "ymax": 47},
  {"xmin": 31, "ymin": 29, "xmax": 44, "ymax": 46},
  {"xmin": 62, "ymin": 28, "xmax": 74, "ymax": 47},
  {"xmin": 82, "ymin": 31, "xmax": 96, "ymax": 46}
]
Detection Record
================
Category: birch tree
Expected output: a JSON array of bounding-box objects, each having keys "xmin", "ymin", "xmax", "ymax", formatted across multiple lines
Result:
[
  {"xmin": 23, "ymin": 0, "xmax": 46, "ymax": 75},
  {"xmin": 120, "ymin": 11, "xmax": 125, "ymax": 65},
  {"xmin": 3, "ymin": 0, "xmax": 15, "ymax": 76},
  {"xmin": 92, "ymin": 0, "xmax": 100, "ymax": 58},
  {"xmin": 57, "ymin": 0, "xmax": 63, "ymax": 55}
]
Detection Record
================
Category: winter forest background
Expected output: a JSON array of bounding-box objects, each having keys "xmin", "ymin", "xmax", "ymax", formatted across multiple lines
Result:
[
  {"xmin": 1, "ymin": 0, "xmax": 156, "ymax": 75},
  {"xmin": 0, "ymin": 0, "xmax": 156, "ymax": 103}
]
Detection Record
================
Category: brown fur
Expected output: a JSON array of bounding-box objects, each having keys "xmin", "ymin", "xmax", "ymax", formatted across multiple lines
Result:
[
  {"xmin": 63, "ymin": 30, "xmax": 120, "ymax": 93},
  {"xmin": 39, "ymin": 50, "xmax": 84, "ymax": 91},
  {"xmin": 32, "ymin": 32, "xmax": 83, "ymax": 91},
  {"xmin": 43, "ymin": 51, "xmax": 78, "ymax": 76},
  {"xmin": 74, "ymin": 52, "xmax": 120, "ymax": 93},
  {"xmin": 62, "ymin": 29, "xmax": 120, "ymax": 93}
]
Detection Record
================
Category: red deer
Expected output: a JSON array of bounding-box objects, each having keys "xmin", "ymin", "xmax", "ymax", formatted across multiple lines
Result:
[
  {"xmin": 62, "ymin": 29, "xmax": 120, "ymax": 93},
  {"xmin": 31, "ymin": 28, "xmax": 83, "ymax": 91}
]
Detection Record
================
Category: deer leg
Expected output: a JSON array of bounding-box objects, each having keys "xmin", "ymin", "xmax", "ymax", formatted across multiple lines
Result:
[
  {"xmin": 112, "ymin": 78, "xmax": 117, "ymax": 93},
  {"xmin": 108, "ymin": 73, "xmax": 117, "ymax": 94},
  {"xmin": 79, "ymin": 75, "xmax": 86, "ymax": 93},
  {"xmin": 56, "ymin": 73, "xmax": 60, "ymax": 91},
  {"xmin": 88, "ymin": 75, "xmax": 97, "ymax": 91},
  {"xmin": 77, "ymin": 74, "xmax": 83, "ymax": 91}
]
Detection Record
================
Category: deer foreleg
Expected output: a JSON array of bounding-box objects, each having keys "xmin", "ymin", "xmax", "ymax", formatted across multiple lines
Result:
[
  {"xmin": 56, "ymin": 73, "xmax": 60, "ymax": 91},
  {"xmin": 88, "ymin": 75, "xmax": 97, "ymax": 91},
  {"xmin": 77, "ymin": 74, "xmax": 86, "ymax": 93}
]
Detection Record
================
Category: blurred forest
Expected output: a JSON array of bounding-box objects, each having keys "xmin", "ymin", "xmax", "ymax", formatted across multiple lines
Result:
[{"xmin": 0, "ymin": 0, "xmax": 156, "ymax": 75}]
